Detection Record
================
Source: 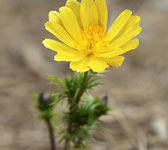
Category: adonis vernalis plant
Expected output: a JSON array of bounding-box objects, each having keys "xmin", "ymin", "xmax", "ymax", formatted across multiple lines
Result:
[{"xmin": 34, "ymin": 0, "xmax": 142, "ymax": 150}]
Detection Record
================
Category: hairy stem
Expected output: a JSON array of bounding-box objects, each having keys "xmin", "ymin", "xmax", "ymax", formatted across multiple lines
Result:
[
  {"xmin": 45, "ymin": 118, "xmax": 56, "ymax": 150},
  {"xmin": 64, "ymin": 72, "xmax": 88, "ymax": 150},
  {"xmin": 75, "ymin": 72, "xmax": 88, "ymax": 105}
]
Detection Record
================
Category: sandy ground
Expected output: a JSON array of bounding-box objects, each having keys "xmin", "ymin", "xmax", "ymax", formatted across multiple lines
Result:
[{"xmin": 0, "ymin": 0, "xmax": 168, "ymax": 149}]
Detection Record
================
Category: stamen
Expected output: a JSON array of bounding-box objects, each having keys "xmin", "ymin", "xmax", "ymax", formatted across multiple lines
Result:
[{"xmin": 75, "ymin": 24, "xmax": 105, "ymax": 55}]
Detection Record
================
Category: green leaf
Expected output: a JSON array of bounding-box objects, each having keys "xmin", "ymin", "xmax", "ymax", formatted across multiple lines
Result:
[
  {"xmin": 32, "ymin": 92, "xmax": 39, "ymax": 101},
  {"xmin": 47, "ymin": 75, "xmax": 65, "ymax": 88}
]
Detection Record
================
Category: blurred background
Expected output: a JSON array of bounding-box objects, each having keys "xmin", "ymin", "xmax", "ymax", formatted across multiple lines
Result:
[{"xmin": 0, "ymin": 0, "xmax": 168, "ymax": 149}]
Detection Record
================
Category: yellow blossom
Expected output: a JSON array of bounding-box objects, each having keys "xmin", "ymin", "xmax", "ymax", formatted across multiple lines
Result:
[{"xmin": 43, "ymin": 0, "xmax": 142, "ymax": 72}]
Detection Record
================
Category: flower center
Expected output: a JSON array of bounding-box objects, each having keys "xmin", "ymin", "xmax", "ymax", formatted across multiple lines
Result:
[{"xmin": 75, "ymin": 24, "xmax": 104, "ymax": 55}]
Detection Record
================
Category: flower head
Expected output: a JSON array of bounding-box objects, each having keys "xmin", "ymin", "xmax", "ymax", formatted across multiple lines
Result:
[{"xmin": 43, "ymin": 0, "xmax": 142, "ymax": 72}]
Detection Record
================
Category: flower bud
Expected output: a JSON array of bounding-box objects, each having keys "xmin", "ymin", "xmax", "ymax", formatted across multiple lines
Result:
[
  {"xmin": 39, "ymin": 93, "xmax": 50, "ymax": 105},
  {"xmin": 100, "ymin": 95, "xmax": 108, "ymax": 105}
]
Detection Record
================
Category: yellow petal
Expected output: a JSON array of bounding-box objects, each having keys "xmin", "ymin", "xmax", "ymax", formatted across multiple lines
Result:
[
  {"xmin": 122, "ymin": 15, "xmax": 141, "ymax": 30},
  {"xmin": 60, "ymin": 7, "xmax": 81, "ymax": 38},
  {"xmin": 114, "ymin": 15, "xmax": 141, "ymax": 40},
  {"xmin": 54, "ymin": 52, "xmax": 85, "ymax": 61},
  {"xmin": 95, "ymin": 0, "xmax": 108, "ymax": 32},
  {"xmin": 70, "ymin": 57, "xmax": 90, "ymax": 72},
  {"xmin": 89, "ymin": 56, "xmax": 108, "ymax": 72},
  {"xmin": 105, "ymin": 9, "xmax": 132, "ymax": 41},
  {"xmin": 49, "ymin": 11, "xmax": 62, "ymax": 25},
  {"xmin": 97, "ymin": 39, "xmax": 139, "ymax": 58},
  {"xmin": 45, "ymin": 22, "xmax": 75, "ymax": 48},
  {"xmin": 80, "ymin": 0, "xmax": 98, "ymax": 29},
  {"xmin": 120, "ymin": 39, "xmax": 139, "ymax": 51},
  {"xmin": 109, "ymin": 16, "xmax": 141, "ymax": 48},
  {"xmin": 42, "ymin": 39, "xmax": 85, "ymax": 61},
  {"xmin": 104, "ymin": 56, "xmax": 125, "ymax": 68},
  {"xmin": 110, "ymin": 25, "xmax": 142, "ymax": 49},
  {"xmin": 65, "ymin": 0, "xmax": 82, "ymax": 28},
  {"xmin": 97, "ymin": 48, "xmax": 122, "ymax": 58}
]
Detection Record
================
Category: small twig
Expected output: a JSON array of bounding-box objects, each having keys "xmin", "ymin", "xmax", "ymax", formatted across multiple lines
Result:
[
  {"xmin": 45, "ymin": 118, "xmax": 57, "ymax": 150},
  {"xmin": 137, "ymin": 129, "xmax": 148, "ymax": 150},
  {"xmin": 111, "ymin": 99, "xmax": 138, "ymax": 149}
]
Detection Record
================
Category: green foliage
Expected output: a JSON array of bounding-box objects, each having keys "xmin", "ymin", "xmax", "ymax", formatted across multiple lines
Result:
[
  {"xmin": 47, "ymin": 72, "xmax": 102, "ymax": 105},
  {"xmin": 47, "ymin": 75, "xmax": 65, "ymax": 88},
  {"xmin": 61, "ymin": 95, "xmax": 110, "ymax": 149},
  {"xmin": 34, "ymin": 71, "xmax": 111, "ymax": 150},
  {"xmin": 92, "ymin": 98, "xmax": 110, "ymax": 119}
]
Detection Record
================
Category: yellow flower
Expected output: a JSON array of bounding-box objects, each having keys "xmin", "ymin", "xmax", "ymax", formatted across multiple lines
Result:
[{"xmin": 43, "ymin": 0, "xmax": 142, "ymax": 72}]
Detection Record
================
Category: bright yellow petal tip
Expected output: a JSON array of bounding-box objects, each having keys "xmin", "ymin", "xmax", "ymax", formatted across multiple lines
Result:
[{"xmin": 43, "ymin": 0, "xmax": 142, "ymax": 73}]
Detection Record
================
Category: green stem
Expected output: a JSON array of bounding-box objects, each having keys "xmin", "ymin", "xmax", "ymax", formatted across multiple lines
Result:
[
  {"xmin": 64, "ymin": 72, "xmax": 88, "ymax": 150},
  {"xmin": 45, "ymin": 118, "xmax": 57, "ymax": 150},
  {"xmin": 75, "ymin": 72, "xmax": 88, "ymax": 105}
]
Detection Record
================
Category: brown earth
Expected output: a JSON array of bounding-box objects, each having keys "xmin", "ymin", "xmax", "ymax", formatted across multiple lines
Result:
[{"xmin": 0, "ymin": 0, "xmax": 168, "ymax": 150}]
